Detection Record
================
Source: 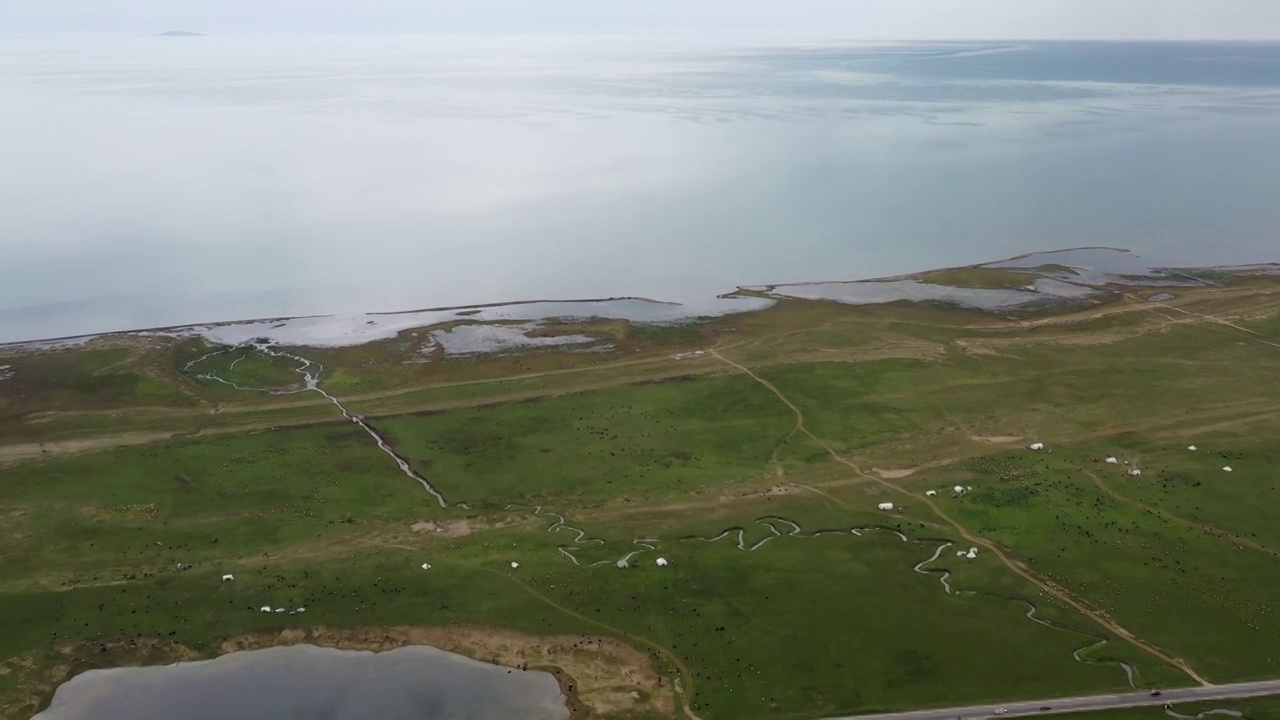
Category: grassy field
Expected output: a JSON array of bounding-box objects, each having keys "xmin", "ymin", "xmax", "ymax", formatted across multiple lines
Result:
[
  {"xmin": 2, "ymin": 274, "xmax": 1280, "ymax": 719},
  {"xmin": 924, "ymin": 439, "xmax": 1280, "ymax": 681},
  {"xmin": 371, "ymin": 373, "xmax": 812, "ymax": 508},
  {"xmin": 184, "ymin": 345, "xmax": 309, "ymax": 392},
  {"xmin": 916, "ymin": 267, "xmax": 1041, "ymax": 290}
]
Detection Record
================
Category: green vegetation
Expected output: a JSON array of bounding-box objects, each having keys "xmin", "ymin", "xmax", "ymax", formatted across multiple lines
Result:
[
  {"xmin": 2, "ymin": 274, "xmax": 1280, "ymax": 719},
  {"xmin": 1031, "ymin": 263, "xmax": 1082, "ymax": 275},
  {"xmin": 916, "ymin": 266, "xmax": 1040, "ymax": 289},
  {"xmin": 185, "ymin": 346, "xmax": 306, "ymax": 391},
  {"xmin": 373, "ymin": 374, "xmax": 805, "ymax": 508},
  {"xmin": 935, "ymin": 441, "xmax": 1280, "ymax": 680}
]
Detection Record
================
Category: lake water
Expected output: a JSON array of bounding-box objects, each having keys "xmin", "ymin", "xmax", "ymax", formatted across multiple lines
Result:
[
  {"xmin": 31, "ymin": 644, "xmax": 569, "ymax": 720},
  {"xmin": 1, "ymin": 36, "xmax": 1279, "ymax": 342}
]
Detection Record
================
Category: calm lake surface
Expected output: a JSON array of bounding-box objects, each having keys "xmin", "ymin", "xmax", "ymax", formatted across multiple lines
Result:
[
  {"xmin": 32, "ymin": 644, "xmax": 569, "ymax": 720},
  {"xmin": 1, "ymin": 36, "xmax": 1279, "ymax": 342}
]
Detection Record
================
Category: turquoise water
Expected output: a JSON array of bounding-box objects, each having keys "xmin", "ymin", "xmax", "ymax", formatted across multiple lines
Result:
[{"xmin": 1, "ymin": 37, "xmax": 1278, "ymax": 342}]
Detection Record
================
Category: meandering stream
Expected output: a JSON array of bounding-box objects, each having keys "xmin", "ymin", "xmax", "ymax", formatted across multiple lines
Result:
[
  {"xmin": 913, "ymin": 541, "xmax": 1138, "ymax": 687},
  {"xmin": 186, "ymin": 343, "xmax": 449, "ymax": 507},
  {"xmin": 516, "ymin": 505, "xmax": 1144, "ymax": 689}
]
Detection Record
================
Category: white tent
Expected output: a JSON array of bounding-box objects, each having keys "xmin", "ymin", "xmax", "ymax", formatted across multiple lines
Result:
[
  {"xmin": 966, "ymin": 548, "xmax": 978, "ymax": 559},
  {"xmin": 1188, "ymin": 445, "xmax": 1198, "ymax": 451},
  {"xmin": 510, "ymin": 561, "xmax": 520, "ymax": 569},
  {"xmin": 296, "ymin": 608, "xmax": 306, "ymax": 613},
  {"xmin": 222, "ymin": 574, "xmax": 235, "ymax": 581},
  {"xmin": 275, "ymin": 608, "xmax": 285, "ymax": 613},
  {"xmin": 925, "ymin": 490, "xmax": 937, "ymax": 497},
  {"xmin": 878, "ymin": 502, "xmax": 895, "ymax": 511},
  {"xmin": 259, "ymin": 606, "xmax": 272, "ymax": 613},
  {"xmin": 953, "ymin": 485, "xmax": 966, "ymax": 494},
  {"xmin": 1029, "ymin": 442, "xmax": 1045, "ymax": 451},
  {"xmin": 656, "ymin": 557, "xmax": 669, "ymax": 567},
  {"xmin": 1223, "ymin": 466, "xmax": 1234, "ymax": 473},
  {"xmin": 1105, "ymin": 457, "xmax": 1118, "ymax": 464},
  {"xmin": 421, "ymin": 563, "xmax": 432, "ymax": 570}
]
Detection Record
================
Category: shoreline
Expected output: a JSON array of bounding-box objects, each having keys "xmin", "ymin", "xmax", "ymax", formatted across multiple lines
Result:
[
  {"xmin": 4, "ymin": 247, "xmax": 1278, "ymax": 351},
  {"xmin": 8, "ymin": 244, "xmax": 1257, "ymax": 350}
]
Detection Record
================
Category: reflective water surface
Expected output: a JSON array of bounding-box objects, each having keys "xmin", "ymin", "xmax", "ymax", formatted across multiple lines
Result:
[
  {"xmin": 32, "ymin": 644, "xmax": 569, "ymax": 720},
  {"xmin": 2, "ymin": 37, "xmax": 1279, "ymax": 342}
]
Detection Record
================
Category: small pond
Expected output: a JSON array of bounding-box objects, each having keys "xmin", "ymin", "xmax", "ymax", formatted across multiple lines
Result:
[{"xmin": 33, "ymin": 644, "xmax": 570, "ymax": 720}]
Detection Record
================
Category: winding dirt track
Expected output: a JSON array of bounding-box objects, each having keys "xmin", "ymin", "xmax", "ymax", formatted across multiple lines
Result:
[
  {"xmin": 708, "ymin": 348, "xmax": 1211, "ymax": 687},
  {"xmin": 1130, "ymin": 293, "xmax": 1280, "ymax": 351}
]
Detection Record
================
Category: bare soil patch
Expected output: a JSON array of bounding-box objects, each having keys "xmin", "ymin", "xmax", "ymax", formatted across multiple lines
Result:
[
  {"xmin": 952, "ymin": 339, "xmax": 1003, "ymax": 357},
  {"xmin": 871, "ymin": 467, "xmax": 919, "ymax": 479},
  {"xmin": 410, "ymin": 518, "xmax": 476, "ymax": 537},
  {"xmin": 970, "ymin": 435, "xmax": 1024, "ymax": 444}
]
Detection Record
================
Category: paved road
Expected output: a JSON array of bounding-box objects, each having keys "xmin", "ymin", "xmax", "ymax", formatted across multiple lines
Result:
[{"xmin": 827, "ymin": 680, "xmax": 1280, "ymax": 720}]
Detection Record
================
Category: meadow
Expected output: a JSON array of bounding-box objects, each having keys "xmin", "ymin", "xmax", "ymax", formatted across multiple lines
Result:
[{"xmin": 2, "ymin": 271, "xmax": 1279, "ymax": 719}]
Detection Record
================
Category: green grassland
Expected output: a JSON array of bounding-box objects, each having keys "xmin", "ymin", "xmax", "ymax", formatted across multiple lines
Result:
[
  {"xmin": 371, "ymin": 374, "xmax": 812, "ymax": 508},
  {"xmin": 916, "ymin": 267, "xmax": 1041, "ymax": 290},
  {"xmin": 184, "ymin": 345, "xmax": 308, "ymax": 392},
  {"xmin": 2, "ymin": 275, "xmax": 1280, "ymax": 719},
  {"xmin": 929, "ymin": 440, "xmax": 1280, "ymax": 681}
]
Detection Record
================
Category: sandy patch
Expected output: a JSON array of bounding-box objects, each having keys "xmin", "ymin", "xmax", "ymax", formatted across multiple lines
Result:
[
  {"xmin": 0, "ymin": 432, "xmax": 178, "ymax": 465},
  {"xmin": 872, "ymin": 467, "xmax": 919, "ymax": 479},
  {"xmin": 952, "ymin": 340, "xmax": 1002, "ymax": 357},
  {"xmin": 970, "ymin": 435, "xmax": 1024, "ymax": 444},
  {"xmin": 718, "ymin": 483, "xmax": 803, "ymax": 503},
  {"xmin": 410, "ymin": 519, "xmax": 476, "ymax": 538}
]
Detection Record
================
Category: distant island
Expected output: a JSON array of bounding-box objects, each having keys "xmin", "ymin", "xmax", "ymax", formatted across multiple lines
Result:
[{"xmin": 155, "ymin": 30, "xmax": 206, "ymax": 37}]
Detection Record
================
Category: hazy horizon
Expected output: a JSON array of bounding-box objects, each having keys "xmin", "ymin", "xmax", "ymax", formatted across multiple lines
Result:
[
  {"xmin": 6, "ymin": 0, "xmax": 1280, "ymax": 40},
  {"xmin": 9, "ymin": 33, "xmax": 1280, "ymax": 43}
]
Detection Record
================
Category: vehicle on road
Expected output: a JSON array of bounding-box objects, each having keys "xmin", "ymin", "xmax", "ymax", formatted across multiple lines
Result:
[
  {"xmin": 1039, "ymin": 707, "xmax": 1051, "ymax": 712},
  {"xmin": 995, "ymin": 709, "xmax": 1008, "ymax": 715},
  {"xmin": 1151, "ymin": 691, "xmax": 1163, "ymax": 697}
]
